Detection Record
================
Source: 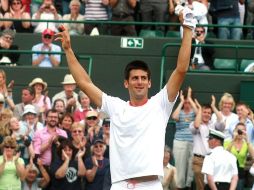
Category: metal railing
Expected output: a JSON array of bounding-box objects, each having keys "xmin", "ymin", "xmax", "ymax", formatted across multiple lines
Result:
[{"xmin": 160, "ymin": 43, "xmax": 254, "ymax": 89}]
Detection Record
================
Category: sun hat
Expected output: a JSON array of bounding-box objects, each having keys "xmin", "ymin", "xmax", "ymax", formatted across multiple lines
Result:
[
  {"xmin": 61, "ymin": 74, "xmax": 76, "ymax": 85},
  {"xmin": 29, "ymin": 77, "xmax": 47, "ymax": 90}
]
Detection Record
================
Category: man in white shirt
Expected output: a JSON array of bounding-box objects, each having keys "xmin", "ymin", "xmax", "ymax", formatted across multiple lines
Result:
[
  {"xmin": 56, "ymin": 6, "xmax": 196, "ymax": 189},
  {"xmin": 202, "ymin": 129, "xmax": 238, "ymax": 190}
]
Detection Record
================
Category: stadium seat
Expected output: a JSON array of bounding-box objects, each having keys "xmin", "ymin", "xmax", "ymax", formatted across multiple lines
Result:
[
  {"xmin": 165, "ymin": 31, "xmax": 180, "ymax": 38},
  {"xmin": 213, "ymin": 58, "xmax": 237, "ymax": 70},
  {"xmin": 240, "ymin": 59, "xmax": 254, "ymax": 71},
  {"xmin": 139, "ymin": 30, "xmax": 164, "ymax": 38}
]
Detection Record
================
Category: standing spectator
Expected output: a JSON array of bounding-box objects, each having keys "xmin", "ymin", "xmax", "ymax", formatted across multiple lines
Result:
[
  {"xmin": 202, "ymin": 129, "xmax": 238, "ymax": 190},
  {"xmin": 32, "ymin": 109, "xmax": 67, "ymax": 167},
  {"xmin": 52, "ymin": 99, "xmax": 66, "ymax": 119},
  {"xmin": 209, "ymin": 0, "xmax": 244, "ymax": 40},
  {"xmin": 171, "ymin": 87, "xmax": 197, "ymax": 190},
  {"xmin": 32, "ymin": 28, "xmax": 61, "ymax": 67},
  {"xmin": 13, "ymin": 87, "xmax": 40, "ymax": 120},
  {"xmin": 52, "ymin": 74, "xmax": 81, "ymax": 113},
  {"xmin": 73, "ymin": 90, "xmax": 93, "ymax": 122},
  {"xmin": 109, "ymin": 0, "xmax": 137, "ymax": 36},
  {"xmin": 62, "ymin": 0, "xmax": 85, "ymax": 35},
  {"xmin": 84, "ymin": 0, "xmax": 109, "ymax": 35},
  {"xmin": 85, "ymin": 138, "xmax": 110, "ymax": 190},
  {"xmin": 161, "ymin": 145, "xmax": 177, "ymax": 190},
  {"xmin": 190, "ymin": 26, "xmax": 215, "ymax": 70},
  {"xmin": 211, "ymin": 93, "xmax": 238, "ymax": 140},
  {"xmin": 32, "ymin": 0, "xmax": 62, "ymax": 33},
  {"xmin": 0, "ymin": 29, "xmax": 20, "ymax": 66},
  {"xmin": 3, "ymin": 0, "xmax": 32, "ymax": 33},
  {"xmin": 140, "ymin": 0, "xmax": 168, "ymax": 32},
  {"xmin": 190, "ymin": 97, "xmax": 224, "ymax": 190},
  {"xmin": 50, "ymin": 139, "xmax": 86, "ymax": 190},
  {"xmin": 229, "ymin": 102, "xmax": 254, "ymax": 145},
  {"xmin": 0, "ymin": 136, "xmax": 26, "ymax": 190},
  {"xmin": 224, "ymin": 122, "xmax": 254, "ymax": 190}
]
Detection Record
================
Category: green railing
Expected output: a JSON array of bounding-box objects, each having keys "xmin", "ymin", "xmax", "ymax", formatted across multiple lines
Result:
[
  {"xmin": 0, "ymin": 49, "xmax": 93, "ymax": 76},
  {"xmin": 160, "ymin": 43, "xmax": 254, "ymax": 89}
]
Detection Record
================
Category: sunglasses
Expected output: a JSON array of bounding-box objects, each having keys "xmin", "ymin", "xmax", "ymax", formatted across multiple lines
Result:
[
  {"xmin": 86, "ymin": 116, "xmax": 97, "ymax": 120},
  {"xmin": 196, "ymin": 30, "xmax": 204, "ymax": 33},
  {"xmin": 4, "ymin": 146, "xmax": 15, "ymax": 149},
  {"xmin": 94, "ymin": 145, "xmax": 104, "ymax": 148},
  {"xmin": 72, "ymin": 130, "xmax": 82, "ymax": 134},
  {"xmin": 43, "ymin": 34, "xmax": 52, "ymax": 39}
]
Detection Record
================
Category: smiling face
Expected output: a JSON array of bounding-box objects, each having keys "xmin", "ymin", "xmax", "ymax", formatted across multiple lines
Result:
[{"xmin": 124, "ymin": 69, "xmax": 151, "ymax": 103}]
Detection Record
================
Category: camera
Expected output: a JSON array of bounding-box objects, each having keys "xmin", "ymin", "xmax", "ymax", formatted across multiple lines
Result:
[
  {"xmin": 237, "ymin": 129, "xmax": 243, "ymax": 135},
  {"xmin": 196, "ymin": 32, "xmax": 201, "ymax": 37}
]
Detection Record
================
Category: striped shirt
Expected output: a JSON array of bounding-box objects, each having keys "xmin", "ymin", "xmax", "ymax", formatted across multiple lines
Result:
[
  {"xmin": 85, "ymin": 0, "xmax": 109, "ymax": 20},
  {"xmin": 174, "ymin": 110, "xmax": 195, "ymax": 142}
]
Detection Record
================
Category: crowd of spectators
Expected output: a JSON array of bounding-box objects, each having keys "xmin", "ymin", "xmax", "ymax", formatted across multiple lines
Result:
[
  {"xmin": 172, "ymin": 87, "xmax": 254, "ymax": 190},
  {"xmin": 0, "ymin": 0, "xmax": 254, "ymax": 39}
]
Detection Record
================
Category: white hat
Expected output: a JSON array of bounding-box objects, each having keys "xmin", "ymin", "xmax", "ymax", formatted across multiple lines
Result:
[
  {"xmin": 0, "ymin": 93, "xmax": 5, "ymax": 103},
  {"xmin": 61, "ymin": 74, "xmax": 76, "ymax": 85},
  {"xmin": 29, "ymin": 78, "xmax": 47, "ymax": 90},
  {"xmin": 208, "ymin": 129, "xmax": 225, "ymax": 140},
  {"xmin": 86, "ymin": 110, "xmax": 98, "ymax": 118},
  {"xmin": 22, "ymin": 104, "xmax": 37, "ymax": 116}
]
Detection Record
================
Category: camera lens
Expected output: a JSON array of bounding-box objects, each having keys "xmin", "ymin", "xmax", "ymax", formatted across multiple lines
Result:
[{"xmin": 237, "ymin": 129, "xmax": 243, "ymax": 135}]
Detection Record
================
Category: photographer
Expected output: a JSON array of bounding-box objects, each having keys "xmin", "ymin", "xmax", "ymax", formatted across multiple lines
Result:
[
  {"xmin": 190, "ymin": 26, "xmax": 215, "ymax": 70},
  {"xmin": 224, "ymin": 122, "xmax": 254, "ymax": 190},
  {"xmin": 32, "ymin": 0, "xmax": 62, "ymax": 33}
]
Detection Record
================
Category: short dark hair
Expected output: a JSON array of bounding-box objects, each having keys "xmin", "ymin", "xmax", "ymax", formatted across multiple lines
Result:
[
  {"xmin": 23, "ymin": 86, "xmax": 35, "ymax": 96},
  {"xmin": 124, "ymin": 60, "xmax": 151, "ymax": 80},
  {"xmin": 56, "ymin": 138, "xmax": 74, "ymax": 160},
  {"xmin": 45, "ymin": 109, "xmax": 59, "ymax": 117}
]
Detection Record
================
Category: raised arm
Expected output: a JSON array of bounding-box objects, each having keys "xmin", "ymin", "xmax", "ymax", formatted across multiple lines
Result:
[
  {"xmin": 56, "ymin": 26, "xmax": 103, "ymax": 108},
  {"xmin": 167, "ymin": 10, "xmax": 194, "ymax": 102}
]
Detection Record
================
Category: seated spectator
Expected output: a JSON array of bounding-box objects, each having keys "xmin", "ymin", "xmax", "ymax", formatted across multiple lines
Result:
[
  {"xmin": 22, "ymin": 159, "xmax": 50, "ymax": 190},
  {"xmin": 32, "ymin": 28, "xmax": 61, "ymax": 67},
  {"xmin": 3, "ymin": 0, "xmax": 32, "ymax": 33},
  {"xmin": 85, "ymin": 138, "xmax": 110, "ymax": 190},
  {"xmin": 62, "ymin": 0, "xmax": 85, "ymax": 35},
  {"xmin": 110, "ymin": 0, "xmax": 136, "ymax": 36},
  {"xmin": 52, "ymin": 74, "xmax": 81, "ymax": 113},
  {"xmin": 19, "ymin": 104, "xmax": 44, "ymax": 139},
  {"xmin": 53, "ymin": 98, "xmax": 66, "ymax": 120},
  {"xmin": 0, "ymin": 136, "xmax": 26, "ymax": 190},
  {"xmin": 13, "ymin": 87, "xmax": 40, "ymax": 120},
  {"xmin": 190, "ymin": 26, "xmax": 215, "ymax": 70},
  {"xmin": 224, "ymin": 122, "xmax": 254, "ymax": 190},
  {"xmin": 50, "ymin": 139, "xmax": 86, "ymax": 190},
  {"xmin": 102, "ymin": 118, "xmax": 110, "ymax": 158},
  {"xmin": 29, "ymin": 77, "xmax": 51, "ymax": 114},
  {"xmin": 32, "ymin": 0, "xmax": 62, "ymax": 33},
  {"xmin": 161, "ymin": 145, "xmax": 177, "ymax": 190},
  {"xmin": 73, "ymin": 90, "xmax": 93, "ymax": 122},
  {"xmin": 84, "ymin": 0, "xmax": 109, "ymax": 35},
  {"xmin": 0, "ymin": 108, "xmax": 13, "ymax": 127},
  {"xmin": 0, "ymin": 29, "xmax": 20, "ymax": 66}
]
